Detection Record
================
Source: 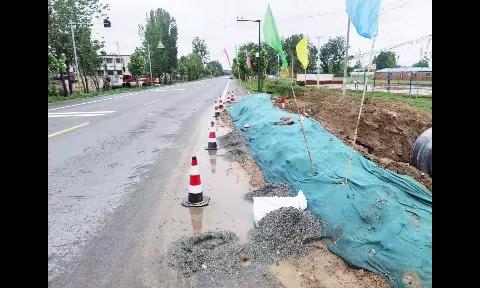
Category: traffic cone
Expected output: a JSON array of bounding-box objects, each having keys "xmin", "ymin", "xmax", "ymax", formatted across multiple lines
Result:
[
  {"xmin": 182, "ymin": 156, "xmax": 210, "ymax": 207},
  {"xmin": 280, "ymin": 97, "xmax": 286, "ymax": 109},
  {"xmin": 214, "ymin": 105, "xmax": 220, "ymax": 117},
  {"xmin": 208, "ymin": 150, "xmax": 217, "ymax": 173},
  {"xmin": 205, "ymin": 128, "xmax": 218, "ymax": 150},
  {"xmin": 188, "ymin": 207, "xmax": 204, "ymax": 235},
  {"xmin": 218, "ymin": 99, "xmax": 224, "ymax": 110},
  {"xmin": 210, "ymin": 121, "xmax": 218, "ymax": 131}
]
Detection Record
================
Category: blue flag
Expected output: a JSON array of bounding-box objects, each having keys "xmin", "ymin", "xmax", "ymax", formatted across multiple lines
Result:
[{"xmin": 346, "ymin": 0, "xmax": 382, "ymax": 39}]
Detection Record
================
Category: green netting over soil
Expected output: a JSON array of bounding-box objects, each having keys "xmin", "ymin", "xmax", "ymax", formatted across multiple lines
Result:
[{"xmin": 229, "ymin": 94, "xmax": 432, "ymax": 287}]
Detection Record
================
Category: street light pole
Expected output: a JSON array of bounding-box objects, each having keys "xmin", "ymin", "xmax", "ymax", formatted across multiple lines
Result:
[
  {"xmin": 146, "ymin": 42, "xmax": 153, "ymax": 81},
  {"xmin": 237, "ymin": 18, "xmax": 261, "ymax": 92},
  {"xmin": 69, "ymin": 21, "xmax": 79, "ymax": 79},
  {"xmin": 257, "ymin": 20, "xmax": 261, "ymax": 92}
]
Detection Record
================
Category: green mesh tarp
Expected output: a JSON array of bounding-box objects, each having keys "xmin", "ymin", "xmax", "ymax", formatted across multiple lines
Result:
[{"xmin": 229, "ymin": 94, "xmax": 432, "ymax": 287}]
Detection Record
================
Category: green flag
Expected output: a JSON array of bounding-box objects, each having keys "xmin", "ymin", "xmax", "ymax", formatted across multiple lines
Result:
[{"xmin": 263, "ymin": 4, "xmax": 288, "ymax": 70}]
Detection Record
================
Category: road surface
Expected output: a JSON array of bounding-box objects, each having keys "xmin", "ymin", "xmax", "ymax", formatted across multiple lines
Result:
[{"xmin": 48, "ymin": 77, "xmax": 244, "ymax": 287}]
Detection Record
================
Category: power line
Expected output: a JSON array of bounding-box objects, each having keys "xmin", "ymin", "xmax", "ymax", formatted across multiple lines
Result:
[{"xmin": 350, "ymin": 35, "xmax": 432, "ymax": 60}]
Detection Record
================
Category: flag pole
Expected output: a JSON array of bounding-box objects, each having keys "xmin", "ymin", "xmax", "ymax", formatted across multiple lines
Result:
[
  {"xmin": 304, "ymin": 68, "xmax": 307, "ymax": 86},
  {"xmin": 343, "ymin": 36, "xmax": 377, "ymax": 184},
  {"xmin": 342, "ymin": 18, "xmax": 351, "ymax": 95}
]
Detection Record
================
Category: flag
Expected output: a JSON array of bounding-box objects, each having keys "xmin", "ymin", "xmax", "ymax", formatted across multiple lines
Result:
[
  {"xmin": 296, "ymin": 36, "xmax": 309, "ymax": 70},
  {"xmin": 246, "ymin": 50, "xmax": 252, "ymax": 69},
  {"xmin": 346, "ymin": 0, "xmax": 382, "ymax": 39},
  {"xmin": 263, "ymin": 4, "xmax": 288, "ymax": 70},
  {"xmin": 224, "ymin": 48, "xmax": 231, "ymax": 68}
]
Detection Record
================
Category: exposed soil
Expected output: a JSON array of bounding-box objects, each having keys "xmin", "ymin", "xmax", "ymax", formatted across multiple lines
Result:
[{"xmin": 277, "ymin": 89, "xmax": 432, "ymax": 192}]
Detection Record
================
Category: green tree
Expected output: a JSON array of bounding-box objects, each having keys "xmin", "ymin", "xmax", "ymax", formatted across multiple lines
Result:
[
  {"xmin": 413, "ymin": 57, "xmax": 429, "ymax": 68},
  {"xmin": 353, "ymin": 60, "xmax": 363, "ymax": 69},
  {"xmin": 235, "ymin": 42, "xmax": 268, "ymax": 84},
  {"xmin": 374, "ymin": 51, "xmax": 397, "ymax": 70},
  {"xmin": 282, "ymin": 34, "xmax": 318, "ymax": 74},
  {"xmin": 48, "ymin": 0, "xmax": 109, "ymax": 95},
  {"xmin": 206, "ymin": 60, "xmax": 224, "ymax": 77},
  {"xmin": 178, "ymin": 53, "xmax": 203, "ymax": 81},
  {"xmin": 192, "ymin": 37, "xmax": 210, "ymax": 64},
  {"xmin": 318, "ymin": 36, "xmax": 349, "ymax": 76},
  {"xmin": 76, "ymin": 28, "xmax": 104, "ymax": 92},
  {"xmin": 128, "ymin": 48, "xmax": 147, "ymax": 80},
  {"xmin": 141, "ymin": 8, "xmax": 178, "ymax": 83}
]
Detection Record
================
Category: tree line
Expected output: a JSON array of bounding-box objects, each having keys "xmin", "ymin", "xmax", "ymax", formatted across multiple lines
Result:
[
  {"xmin": 232, "ymin": 35, "xmax": 430, "ymax": 82},
  {"xmin": 48, "ymin": 3, "xmax": 224, "ymax": 97}
]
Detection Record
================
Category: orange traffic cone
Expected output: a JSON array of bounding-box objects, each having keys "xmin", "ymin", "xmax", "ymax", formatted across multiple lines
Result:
[{"xmin": 182, "ymin": 156, "xmax": 210, "ymax": 207}]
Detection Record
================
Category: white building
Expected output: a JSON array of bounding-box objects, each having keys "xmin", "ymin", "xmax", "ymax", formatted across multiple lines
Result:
[{"xmin": 98, "ymin": 54, "xmax": 131, "ymax": 76}]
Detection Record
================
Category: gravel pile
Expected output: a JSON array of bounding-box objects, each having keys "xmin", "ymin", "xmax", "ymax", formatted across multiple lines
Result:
[
  {"xmin": 244, "ymin": 183, "xmax": 292, "ymax": 201},
  {"xmin": 166, "ymin": 208, "xmax": 323, "ymax": 286},
  {"xmin": 167, "ymin": 231, "xmax": 281, "ymax": 287},
  {"xmin": 248, "ymin": 207, "xmax": 323, "ymax": 262},
  {"xmin": 217, "ymin": 131, "xmax": 249, "ymax": 162}
]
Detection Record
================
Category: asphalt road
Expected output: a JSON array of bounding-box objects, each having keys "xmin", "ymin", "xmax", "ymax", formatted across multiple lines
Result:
[{"xmin": 48, "ymin": 77, "xmax": 231, "ymax": 287}]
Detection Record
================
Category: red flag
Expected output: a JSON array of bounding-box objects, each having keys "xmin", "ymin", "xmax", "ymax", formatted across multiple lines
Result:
[
  {"xmin": 224, "ymin": 48, "xmax": 231, "ymax": 68},
  {"xmin": 246, "ymin": 50, "xmax": 252, "ymax": 69}
]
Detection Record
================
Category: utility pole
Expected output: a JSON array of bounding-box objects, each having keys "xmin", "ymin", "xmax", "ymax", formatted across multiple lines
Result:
[
  {"xmin": 342, "ymin": 18, "xmax": 351, "ymax": 95},
  {"xmin": 236, "ymin": 18, "xmax": 261, "ymax": 92}
]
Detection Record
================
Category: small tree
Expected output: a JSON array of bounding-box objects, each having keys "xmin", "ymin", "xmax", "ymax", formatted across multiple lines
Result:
[
  {"xmin": 413, "ymin": 57, "xmax": 429, "ymax": 68},
  {"xmin": 374, "ymin": 51, "xmax": 397, "ymax": 70},
  {"xmin": 192, "ymin": 37, "xmax": 210, "ymax": 64},
  {"xmin": 128, "ymin": 48, "xmax": 147, "ymax": 80}
]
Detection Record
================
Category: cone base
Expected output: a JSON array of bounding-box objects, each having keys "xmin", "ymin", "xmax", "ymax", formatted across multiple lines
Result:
[
  {"xmin": 205, "ymin": 147, "xmax": 218, "ymax": 150},
  {"xmin": 182, "ymin": 196, "xmax": 210, "ymax": 207}
]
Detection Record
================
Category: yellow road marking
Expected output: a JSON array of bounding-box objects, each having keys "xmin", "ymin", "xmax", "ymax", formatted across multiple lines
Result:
[{"xmin": 48, "ymin": 122, "xmax": 90, "ymax": 138}]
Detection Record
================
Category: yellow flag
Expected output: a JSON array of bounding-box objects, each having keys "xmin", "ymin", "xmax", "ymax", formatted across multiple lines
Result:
[{"xmin": 296, "ymin": 36, "xmax": 309, "ymax": 69}]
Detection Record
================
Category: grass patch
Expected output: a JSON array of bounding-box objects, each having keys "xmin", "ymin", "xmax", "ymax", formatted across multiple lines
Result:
[
  {"xmin": 241, "ymin": 78, "xmax": 432, "ymax": 115},
  {"xmin": 344, "ymin": 89, "xmax": 432, "ymax": 115},
  {"xmin": 48, "ymin": 85, "xmax": 155, "ymax": 103}
]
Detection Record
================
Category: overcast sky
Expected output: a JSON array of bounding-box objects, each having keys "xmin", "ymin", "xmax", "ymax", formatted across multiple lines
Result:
[{"xmin": 93, "ymin": 0, "xmax": 432, "ymax": 69}]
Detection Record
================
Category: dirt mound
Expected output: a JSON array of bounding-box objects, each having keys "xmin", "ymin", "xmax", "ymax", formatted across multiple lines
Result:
[
  {"xmin": 245, "ymin": 183, "xmax": 292, "ymax": 201},
  {"xmin": 280, "ymin": 89, "xmax": 432, "ymax": 191}
]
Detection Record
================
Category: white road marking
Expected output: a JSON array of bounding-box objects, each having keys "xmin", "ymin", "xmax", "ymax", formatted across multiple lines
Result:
[
  {"xmin": 48, "ymin": 111, "xmax": 115, "ymax": 118},
  {"xmin": 143, "ymin": 99, "xmax": 163, "ymax": 106}
]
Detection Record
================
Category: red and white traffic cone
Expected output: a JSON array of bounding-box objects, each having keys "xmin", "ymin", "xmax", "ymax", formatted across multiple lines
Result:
[
  {"xmin": 182, "ymin": 156, "xmax": 210, "ymax": 207},
  {"xmin": 214, "ymin": 105, "xmax": 220, "ymax": 117},
  {"xmin": 218, "ymin": 99, "xmax": 224, "ymax": 110},
  {"xmin": 205, "ymin": 128, "xmax": 218, "ymax": 150},
  {"xmin": 280, "ymin": 97, "xmax": 286, "ymax": 109}
]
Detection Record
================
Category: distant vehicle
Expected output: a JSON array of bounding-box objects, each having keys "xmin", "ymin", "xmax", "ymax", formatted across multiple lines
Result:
[
  {"xmin": 229, "ymin": 75, "xmax": 233, "ymax": 79},
  {"xmin": 110, "ymin": 75, "xmax": 123, "ymax": 89},
  {"xmin": 122, "ymin": 74, "xmax": 137, "ymax": 88},
  {"xmin": 138, "ymin": 77, "xmax": 160, "ymax": 87}
]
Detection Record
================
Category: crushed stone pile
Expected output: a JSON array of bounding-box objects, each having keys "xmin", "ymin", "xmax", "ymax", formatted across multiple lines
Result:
[
  {"xmin": 244, "ymin": 183, "xmax": 292, "ymax": 201},
  {"xmin": 248, "ymin": 207, "xmax": 323, "ymax": 262},
  {"xmin": 217, "ymin": 131, "xmax": 249, "ymax": 162}
]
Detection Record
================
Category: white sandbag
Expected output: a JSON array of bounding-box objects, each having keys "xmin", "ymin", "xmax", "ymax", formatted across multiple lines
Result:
[{"xmin": 252, "ymin": 190, "xmax": 307, "ymax": 225}]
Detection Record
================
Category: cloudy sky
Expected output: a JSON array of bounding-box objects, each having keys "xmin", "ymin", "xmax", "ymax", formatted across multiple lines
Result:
[{"xmin": 93, "ymin": 0, "xmax": 432, "ymax": 69}]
